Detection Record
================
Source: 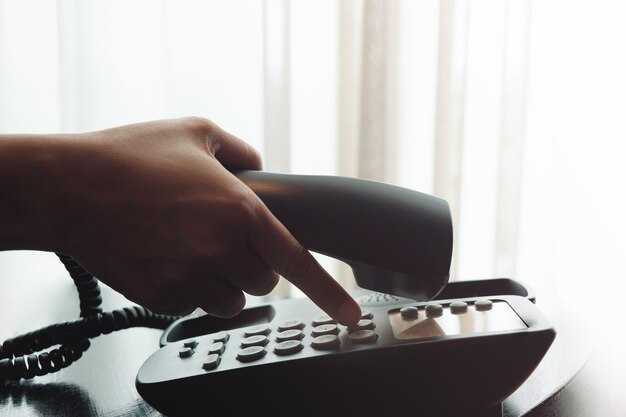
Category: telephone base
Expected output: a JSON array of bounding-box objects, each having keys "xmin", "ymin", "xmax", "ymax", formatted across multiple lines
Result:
[{"xmin": 137, "ymin": 279, "xmax": 553, "ymax": 417}]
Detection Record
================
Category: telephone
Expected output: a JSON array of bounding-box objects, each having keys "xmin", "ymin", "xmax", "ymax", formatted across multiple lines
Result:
[
  {"xmin": 0, "ymin": 172, "xmax": 555, "ymax": 416},
  {"xmin": 139, "ymin": 279, "xmax": 553, "ymax": 416}
]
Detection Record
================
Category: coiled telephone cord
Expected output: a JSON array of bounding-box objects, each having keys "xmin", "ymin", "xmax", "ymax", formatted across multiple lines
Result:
[{"xmin": 0, "ymin": 254, "xmax": 179, "ymax": 383}]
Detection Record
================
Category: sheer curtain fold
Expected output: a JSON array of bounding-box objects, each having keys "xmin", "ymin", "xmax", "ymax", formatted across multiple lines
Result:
[
  {"xmin": 2, "ymin": 0, "xmax": 622, "ymax": 304},
  {"xmin": 0, "ymin": 0, "xmax": 531, "ymax": 293}
]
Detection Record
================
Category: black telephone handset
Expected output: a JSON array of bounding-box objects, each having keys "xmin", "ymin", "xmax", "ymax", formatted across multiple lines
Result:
[{"xmin": 235, "ymin": 171, "xmax": 453, "ymax": 300}]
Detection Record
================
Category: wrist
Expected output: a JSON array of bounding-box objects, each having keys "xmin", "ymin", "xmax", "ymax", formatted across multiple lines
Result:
[{"xmin": 0, "ymin": 133, "xmax": 89, "ymax": 252}]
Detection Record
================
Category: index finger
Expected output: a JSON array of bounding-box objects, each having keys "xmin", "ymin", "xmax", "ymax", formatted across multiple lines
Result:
[{"xmin": 248, "ymin": 204, "xmax": 361, "ymax": 326}]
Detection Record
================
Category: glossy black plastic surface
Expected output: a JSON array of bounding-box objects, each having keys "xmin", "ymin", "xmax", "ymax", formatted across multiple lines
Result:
[
  {"xmin": 236, "ymin": 171, "xmax": 453, "ymax": 300},
  {"xmin": 138, "ymin": 282, "xmax": 555, "ymax": 417}
]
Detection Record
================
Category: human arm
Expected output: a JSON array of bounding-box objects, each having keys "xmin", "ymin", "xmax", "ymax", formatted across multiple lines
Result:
[{"xmin": 0, "ymin": 117, "xmax": 361, "ymax": 325}]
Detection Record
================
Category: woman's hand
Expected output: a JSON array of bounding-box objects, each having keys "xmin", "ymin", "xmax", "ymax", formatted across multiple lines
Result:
[{"xmin": 0, "ymin": 117, "xmax": 361, "ymax": 325}]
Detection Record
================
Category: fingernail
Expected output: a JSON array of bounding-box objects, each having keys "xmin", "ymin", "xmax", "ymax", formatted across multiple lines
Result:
[{"xmin": 338, "ymin": 300, "xmax": 361, "ymax": 326}]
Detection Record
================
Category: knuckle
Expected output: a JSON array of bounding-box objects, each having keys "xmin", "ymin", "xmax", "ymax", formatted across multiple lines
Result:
[
  {"xmin": 224, "ymin": 187, "xmax": 261, "ymax": 225},
  {"xmin": 181, "ymin": 116, "xmax": 215, "ymax": 136}
]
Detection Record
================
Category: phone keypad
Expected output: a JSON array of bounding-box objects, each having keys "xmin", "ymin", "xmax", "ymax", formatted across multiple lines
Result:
[
  {"xmin": 181, "ymin": 300, "xmax": 516, "ymax": 372},
  {"xmin": 183, "ymin": 310, "xmax": 384, "ymax": 370}
]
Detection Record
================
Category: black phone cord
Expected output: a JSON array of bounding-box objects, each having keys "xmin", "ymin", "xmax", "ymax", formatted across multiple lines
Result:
[{"xmin": 0, "ymin": 254, "xmax": 180, "ymax": 383}]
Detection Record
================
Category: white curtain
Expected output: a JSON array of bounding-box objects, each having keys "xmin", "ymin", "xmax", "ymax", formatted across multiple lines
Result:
[{"xmin": 1, "ymin": 0, "xmax": 625, "ymax": 317}]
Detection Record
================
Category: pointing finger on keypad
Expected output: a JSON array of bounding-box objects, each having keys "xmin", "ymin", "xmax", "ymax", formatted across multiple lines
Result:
[{"xmin": 248, "ymin": 202, "xmax": 361, "ymax": 326}]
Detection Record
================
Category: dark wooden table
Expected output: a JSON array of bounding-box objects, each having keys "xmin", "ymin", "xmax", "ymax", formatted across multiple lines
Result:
[{"xmin": 0, "ymin": 251, "xmax": 621, "ymax": 416}]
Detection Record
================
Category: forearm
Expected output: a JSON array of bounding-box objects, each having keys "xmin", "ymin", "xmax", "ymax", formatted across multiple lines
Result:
[{"xmin": 0, "ymin": 134, "xmax": 74, "ymax": 252}]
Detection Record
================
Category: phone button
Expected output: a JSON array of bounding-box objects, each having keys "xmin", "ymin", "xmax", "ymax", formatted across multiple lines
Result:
[
  {"xmin": 311, "ymin": 334, "xmax": 340, "ymax": 350},
  {"xmin": 312, "ymin": 315, "xmax": 336, "ymax": 326},
  {"xmin": 278, "ymin": 320, "xmax": 305, "ymax": 331},
  {"xmin": 450, "ymin": 301, "xmax": 468, "ymax": 314},
  {"xmin": 475, "ymin": 299, "xmax": 493, "ymax": 311},
  {"xmin": 202, "ymin": 354, "xmax": 221, "ymax": 370},
  {"xmin": 183, "ymin": 339, "xmax": 198, "ymax": 349},
  {"xmin": 425, "ymin": 304, "xmax": 443, "ymax": 318},
  {"xmin": 348, "ymin": 319, "xmax": 376, "ymax": 332},
  {"xmin": 178, "ymin": 347, "xmax": 194, "ymax": 358},
  {"xmin": 274, "ymin": 340, "xmax": 304, "ymax": 356},
  {"xmin": 244, "ymin": 325, "xmax": 271, "ymax": 337},
  {"xmin": 236, "ymin": 346, "xmax": 267, "ymax": 362},
  {"xmin": 212, "ymin": 331, "xmax": 230, "ymax": 343},
  {"xmin": 311, "ymin": 324, "xmax": 340, "ymax": 337},
  {"xmin": 208, "ymin": 342, "xmax": 225, "ymax": 355},
  {"xmin": 361, "ymin": 310, "xmax": 373, "ymax": 319},
  {"xmin": 400, "ymin": 306, "xmax": 418, "ymax": 320},
  {"xmin": 241, "ymin": 335, "xmax": 269, "ymax": 348},
  {"xmin": 348, "ymin": 329, "xmax": 379, "ymax": 344},
  {"xmin": 276, "ymin": 329, "xmax": 305, "ymax": 342}
]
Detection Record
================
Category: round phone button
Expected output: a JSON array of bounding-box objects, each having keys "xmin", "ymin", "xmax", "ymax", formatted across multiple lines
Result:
[
  {"xmin": 241, "ymin": 335, "xmax": 269, "ymax": 348},
  {"xmin": 475, "ymin": 299, "xmax": 493, "ymax": 311},
  {"xmin": 278, "ymin": 320, "xmax": 305, "ymax": 332},
  {"xmin": 425, "ymin": 304, "xmax": 443, "ymax": 318},
  {"xmin": 178, "ymin": 347, "xmax": 194, "ymax": 358},
  {"xmin": 276, "ymin": 329, "xmax": 305, "ymax": 342},
  {"xmin": 348, "ymin": 319, "xmax": 376, "ymax": 332},
  {"xmin": 237, "ymin": 346, "xmax": 266, "ymax": 362},
  {"xmin": 450, "ymin": 302, "xmax": 468, "ymax": 314},
  {"xmin": 348, "ymin": 330, "xmax": 379, "ymax": 344},
  {"xmin": 212, "ymin": 331, "xmax": 230, "ymax": 343},
  {"xmin": 400, "ymin": 306, "xmax": 418, "ymax": 320},
  {"xmin": 311, "ymin": 334, "xmax": 340, "ymax": 350},
  {"xmin": 312, "ymin": 324, "xmax": 340, "ymax": 337},
  {"xmin": 208, "ymin": 342, "xmax": 225, "ymax": 355},
  {"xmin": 244, "ymin": 325, "xmax": 271, "ymax": 337},
  {"xmin": 274, "ymin": 340, "xmax": 304, "ymax": 356},
  {"xmin": 312, "ymin": 315, "xmax": 336, "ymax": 326},
  {"xmin": 202, "ymin": 354, "xmax": 221, "ymax": 370}
]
